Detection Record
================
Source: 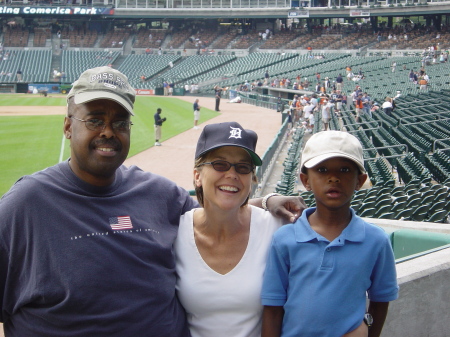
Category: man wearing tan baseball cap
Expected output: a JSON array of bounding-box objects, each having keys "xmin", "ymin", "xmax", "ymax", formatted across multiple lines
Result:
[{"xmin": 0, "ymin": 66, "xmax": 199, "ymax": 336}]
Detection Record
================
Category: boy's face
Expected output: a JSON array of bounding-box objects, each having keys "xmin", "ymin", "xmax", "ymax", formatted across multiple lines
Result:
[{"xmin": 300, "ymin": 157, "xmax": 367, "ymax": 211}]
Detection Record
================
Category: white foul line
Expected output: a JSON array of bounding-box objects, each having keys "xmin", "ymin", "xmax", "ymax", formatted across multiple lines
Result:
[{"xmin": 59, "ymin": 134, "xmax": 66, "ymax": 163}]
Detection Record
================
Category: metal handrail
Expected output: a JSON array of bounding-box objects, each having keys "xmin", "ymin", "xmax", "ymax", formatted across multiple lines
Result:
[
  {"xmin": 394, "ymin": 98, "xmax": 436, "ymax": 106},
  {"xmin": 363, "ymin": 153, "xmax": 408, "ymax": 161},
  {"xmin": 369, "ymin": 144, "xmax": 408, "ymax": 153},
  {"xmin": 399, "ymin": 113, "xmax": 450, "ymax": 125},
  {"xmin": 433, "ymin": 138, "xmax": 450, "ymax": 152},
  {"xmin": 394, "ymin": 102, "xmax": 441, "ymax": 110}
]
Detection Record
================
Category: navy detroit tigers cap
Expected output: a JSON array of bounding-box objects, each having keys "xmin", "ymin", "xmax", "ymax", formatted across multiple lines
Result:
[{"xmin": 195, "ymin": 122, "xmax": 262, "ymax": 166}]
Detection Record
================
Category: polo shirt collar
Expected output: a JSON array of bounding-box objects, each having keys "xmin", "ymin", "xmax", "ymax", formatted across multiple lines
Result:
[{"xmin": 294, "ymin": 207, "xmax": 365, "ymax": 244}]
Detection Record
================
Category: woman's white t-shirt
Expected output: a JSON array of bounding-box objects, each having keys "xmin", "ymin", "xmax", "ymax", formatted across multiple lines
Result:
[
  {"xmin": 382, "ymin": 101, "xmax": 393, "ymax": 109},
  {"xmin": 175, "ymin": 205, "xmax": 282, "ymax": 337}
]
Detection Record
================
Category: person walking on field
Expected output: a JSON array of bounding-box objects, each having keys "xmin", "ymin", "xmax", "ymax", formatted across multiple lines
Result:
[
  {"xmin": 214, "ymin": 85, "xmax": 223, "ymax": 111},
  {"xmin": 154, "ymin": 107, "xmax": 166, "ymax": 146},
  {"xmin": 193, "ymin": 98, "xmax": 200, "ymax": 129}
]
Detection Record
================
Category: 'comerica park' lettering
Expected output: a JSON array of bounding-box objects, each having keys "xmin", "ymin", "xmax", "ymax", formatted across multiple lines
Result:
[
  {"xmin": 24, "ymin": 7, "xmax": 71, "ymax": 14},
  {"xmin": 23, "ymin": 7, "xmax": 98, "ymax": 15},
  {"xmin": 0, "ymin": 6, "xmax": 101, "ymax": 15}
]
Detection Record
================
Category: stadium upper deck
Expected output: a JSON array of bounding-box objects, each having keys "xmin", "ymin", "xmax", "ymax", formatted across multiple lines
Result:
[{"xmin": 2, "ymin": 0, "xmax": 450, "ymax": 19}]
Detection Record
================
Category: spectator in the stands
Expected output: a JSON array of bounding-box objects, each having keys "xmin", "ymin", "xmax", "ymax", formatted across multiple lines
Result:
[
  {"xmin": 382, "ymin": 97, "xmax": 393, "ymax": 116},
  {"xmin": 342, "ymin": 92, "xmax": 348, "ymax": 108},
  {"xmin": 355, "ymin": 93, "xmax": 364, "ymax": 123},
  {"xmin": 371, "ymin": 102, "xmax": 380, "ymax": 114},
  {"xmin": 419, "ymin": 76, "xmax": 428, "ymax": 90},
  {"xmin": 303, "ymin": 78, "xmax": 309, "ymax": 88},
  {"xmin": 336, "ymin": 73, "xmax": 343, "ymax": 91},
  {"xmin": 315, "ymin": 82, "xmax": 321, "ymax": 93},
  {"xmin": 16, "ymin": 69, "xmax": 22, "ymax": 82},
  {"xmin": 335, "ymin": 90, "xmax": 343, "ymax": 114},
  {"xmin": 362, "ymin": 92, "xmax": 371, "ymax": 117}
]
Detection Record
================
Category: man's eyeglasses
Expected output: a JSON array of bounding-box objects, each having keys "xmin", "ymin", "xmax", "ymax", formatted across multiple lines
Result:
[
  {"xmin": 196, "ymin": 160, "xmax": 254, "ymax": 175},
  {"xmin": 70, "ymin": 116, "xmax": 133, "ymax": 132}
]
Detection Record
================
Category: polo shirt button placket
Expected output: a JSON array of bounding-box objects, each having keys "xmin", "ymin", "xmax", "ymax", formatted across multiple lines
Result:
[{"xmin": 320, "ymin": 246, "xmax": 334, "ymax": 270}]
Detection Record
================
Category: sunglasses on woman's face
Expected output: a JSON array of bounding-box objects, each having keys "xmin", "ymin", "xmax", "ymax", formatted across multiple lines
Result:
[{"xmin": 196, "ymin": 160, "xmax": 254, "ymax": 175}]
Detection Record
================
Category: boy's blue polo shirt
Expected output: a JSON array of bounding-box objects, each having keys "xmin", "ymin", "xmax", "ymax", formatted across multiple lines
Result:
[{"xmin": 261, "ymin": 208, "xmax": 399, "ymax": 337}]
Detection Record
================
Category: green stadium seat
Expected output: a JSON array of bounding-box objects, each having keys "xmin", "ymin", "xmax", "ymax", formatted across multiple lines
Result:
[
  {"xmin": 395, "ymin": 208, "xmax": 414, "ymax": 220},
  {"xmin": 378, "ymin": 212, "xmax": 395, "ymax": 220},
  {"xmin": 426, "ymin": 210, "xmax": 448, "ymax": 223},
  {"xmin": 359, "ymin": 208, "xmax": 376, "ymax": 218}
]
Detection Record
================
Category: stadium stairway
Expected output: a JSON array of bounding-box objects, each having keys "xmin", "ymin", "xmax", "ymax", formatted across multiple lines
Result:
[
  {"xmin": 51, "ymin": 53, "xmax": 61, "ymax": 79},
  {"xmin": 123, "ymin": 37, "xmax": 134, "ymax": 55},
  {"xmin": 113, "ymin": 55, "xmax": 128, "ymax": 69}
]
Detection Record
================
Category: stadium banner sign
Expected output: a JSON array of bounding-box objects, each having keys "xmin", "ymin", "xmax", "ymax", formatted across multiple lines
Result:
[
  {"xmin": 135, "ymin": 89, "xmax": 154, "ymax": 96},
  {"xmin": 349, "ymin": 10, "xmax": 370, "ymax": 17},
  {"xmin": 28, "ymin": 84, "xmax": 62, "ymax": 94},
  {"xmin": 288, "ymin": 10, "xmax": 309, "ymax": 18},
  {"xmin": 0, "ymin": 6, "xmax": 114, "ymax": 15}
]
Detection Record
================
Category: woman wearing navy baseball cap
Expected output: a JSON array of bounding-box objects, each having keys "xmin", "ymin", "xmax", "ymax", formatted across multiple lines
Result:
[{"xmin": 174, "ymin": 121, "xmax": 282, "ymax": 337}]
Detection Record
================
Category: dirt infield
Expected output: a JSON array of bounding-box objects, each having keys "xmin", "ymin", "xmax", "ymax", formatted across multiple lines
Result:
[{"xmin": 0, "ymin": 106, "xmax": 66, "ymax": 116}]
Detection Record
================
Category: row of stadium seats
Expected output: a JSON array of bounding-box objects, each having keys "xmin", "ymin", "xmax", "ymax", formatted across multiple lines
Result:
[
  {"xmin": 0, "ymin": 50, "xmax": 51, "ymax": 83},
  {"xmin": 61, "ymin": 51, "xmax": 121, "ymax": 84},
  {"xmin": 119, "ymin": 54, "xmax": 181, "ymax": 89},
  {"xmin": 275, "ymin": 127, "xmax": 305, "ymax": 196},
  {"xmin": 289, "ymin": 86, "xmax": 450, "ymax": 222}
]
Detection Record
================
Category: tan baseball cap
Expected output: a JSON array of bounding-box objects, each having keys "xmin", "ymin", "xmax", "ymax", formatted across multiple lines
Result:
[
  {"xmin": 300, "ymin": 131, "xmax": 366, "ymax": 173},
  {"xmin": 67, "ymin": 66, "xmax": 135, "ymax": 115}
]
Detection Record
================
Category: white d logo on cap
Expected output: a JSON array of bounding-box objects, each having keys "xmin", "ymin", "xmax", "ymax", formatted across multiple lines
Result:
[{"xmin": 229, "ymin": 126, "xmax": 242, "ymax": 139}]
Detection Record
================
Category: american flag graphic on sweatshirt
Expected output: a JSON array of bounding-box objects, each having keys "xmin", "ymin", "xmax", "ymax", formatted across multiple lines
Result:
[{"xmin": 109, "ymin": 216, "xmax": 133, "ymax": 230}]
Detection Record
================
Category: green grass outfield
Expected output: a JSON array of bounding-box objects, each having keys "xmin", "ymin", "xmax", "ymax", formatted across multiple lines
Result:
[{"xmin": 0, "ymin": 94, "xmax": 219, "ymax": 197}]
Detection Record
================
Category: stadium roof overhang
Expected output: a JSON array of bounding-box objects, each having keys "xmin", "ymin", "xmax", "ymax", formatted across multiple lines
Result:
[
  {"xmin": 1, "ymin": 3, "xmax": 449, "ymax": 20},
  {"xmin": 113, "ymin": 4, "xmax": 450, "ymax": 19}
]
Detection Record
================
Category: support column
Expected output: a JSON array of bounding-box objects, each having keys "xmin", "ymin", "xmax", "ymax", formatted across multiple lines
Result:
[
  {"xmin": 370, "ymin": 16, "xmax": 378, "ymax": 32},
  {"xmin": 387, "ymin": 16, "xmax": 393, "ymax": 29},
  {"xmin": 434, "ymin": 15, "xmax": 442, "ymax": 31}
]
